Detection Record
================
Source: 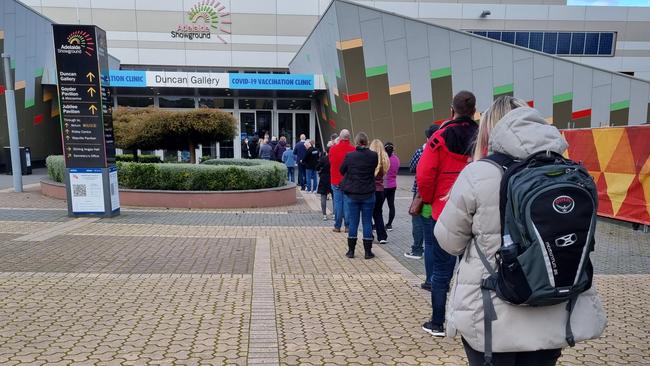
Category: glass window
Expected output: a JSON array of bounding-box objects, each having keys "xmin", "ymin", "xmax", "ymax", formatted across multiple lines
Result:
[
  {"xmin": 487, "ymin": 32, "xmax": 501, "ymax": 41},
  {"xmin": 501, "ymin": 32, "xmax": 515, "ymax": 44},
  {"xmin": 117, "ymin": 96, "xmax": 154, "ymax": 108},
  {"xmin": 585, "ymin": 33, "xmax": 600, "ymax": 55},
  {"xmin": 571, "ymin": 32, "xmax": 585, "ymax": 55},
  {"xmin": 240, "ymin": 112, "xmax": 255, "ymax": 138},
  {"xmin": 529, "ymin": 32, "xmax": 544, "ymax": 51},
  {"xmin": 599, "ymin": 32, "xmax": 614, "ymax": 55},
  {"xmin": 277, "ymin": 99, "xmax": 311, "ymax": 110},
  {"xmin": 474, "ymin": 31, "xmax": 487, "ymax": 37},
  {"xmin": 239, "ymin": 99, "xmax": 273, "ymax": 110},
  {"xmin": 219, "ymin": 139, "xmax": 234, "ymax": 158},
  {"xmin": 515, "ymin": 32, "xmax": 529, "ymax": 48},
  {"xmin": 278, "ymin": 113, "xmax": 294, "ymax": 146},
  {"xmin": 115, "ymin": 87, "xmax": 154, "ymax": 95},
  {"xmin": 557, "ymin": 32, "xmax": 572, "ymax": 54},
  {"xmin": 198, "ymin": 98, "xmax": 234, "ymax": 109},
  {"xmin": 256, "ymin": 111, "xmax": 272, "ymax": 138},
  {"xmin": 295, "ymin": 113, "xmax": 310, "ymax": 141},
  {"xmin": 159, "ymin": 96, "xmax": 195, "ymax": 108},
  {"xmin": 198, "ymin": 88, "xmax": 233, "ymax": 97},
  {"xmin": 158, "ymin": 87, "xmax": 194, "ymax": 96},
  {"xmin": 543, "ymin": 32, "xmax": 558, "ymax": 54}
]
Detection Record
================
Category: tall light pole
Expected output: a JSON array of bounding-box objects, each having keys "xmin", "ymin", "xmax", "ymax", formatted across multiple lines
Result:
[{"xmin": 2, "ymin": 53, "xmax": 23, "ymax": 192}]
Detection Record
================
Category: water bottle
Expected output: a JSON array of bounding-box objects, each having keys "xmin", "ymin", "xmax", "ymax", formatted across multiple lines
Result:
[{"xmin": 500, "ymin": 234, "xmax": 519, "ymax": 270}]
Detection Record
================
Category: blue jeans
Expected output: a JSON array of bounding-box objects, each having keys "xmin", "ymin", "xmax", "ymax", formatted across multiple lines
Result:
[
  {"xmin": 411, "ymin": 214, "xmax": 424, "ymax": 255},
  {"xmin": 287, "ymin": 167, "xmax": 295, "ymax": 182},
  {"xmin": 331, "ymin": 184, "xmax": 348, "ymax": 229},
  {"xmin": 298, "ymin": 164, "xmax": 306, "ymax": 189},
  {"xmin": 424, "ymin": 219, "xmax": 457, "ymax": 326},
  {"xmin": 346, "ymin": 195, "xmax": 375, "ymax": 240},
  {"xmin": 306, "ymin": 169, "xmax": 318, "ymax": 191}
]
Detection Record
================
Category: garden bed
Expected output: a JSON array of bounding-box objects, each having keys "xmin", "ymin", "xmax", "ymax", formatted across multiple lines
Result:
[{"xmin": 43, "ymin": 156, "xmax": 296, "ymax": 208}]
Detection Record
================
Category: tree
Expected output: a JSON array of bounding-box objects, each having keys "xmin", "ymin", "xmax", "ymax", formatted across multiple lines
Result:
[{"xmin": 113, "ymin": 108, "xmax": 237, "ymax": 163}]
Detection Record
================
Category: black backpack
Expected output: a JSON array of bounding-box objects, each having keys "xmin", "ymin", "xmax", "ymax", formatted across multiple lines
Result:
[{"xmin": 476, "ymin": 151, "xmax": 598, "ymax": 365}]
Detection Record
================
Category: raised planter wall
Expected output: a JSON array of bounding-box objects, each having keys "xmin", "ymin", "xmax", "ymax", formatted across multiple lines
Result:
[{"xmin": 41, "ymin": 179, "xmax": 297, "ymax": 209}]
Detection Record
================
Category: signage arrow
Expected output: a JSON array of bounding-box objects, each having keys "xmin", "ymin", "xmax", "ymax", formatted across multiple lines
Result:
[
  {"xmin": 65, "ymin": 129, "xmax": 70, "ymax": 135},
  {"xmin": 67, "ymin": 147, "xmax": 71, "ymax": 152},
  {"xmin": 64, "ymin": 123, "xmax": 69, "ymax": 128},
  {"xmin": 86, "ymin": 72, "xmax": 95, "ymax": 82},
  {"xmin": 88, "ymin": 105, "xmax": 98, "ymax": 115},
  {"xmin": 67, "ymin": 153, "xmax": 72, "ymax": 158},
  {"xmin": 66, "ymin": 135, "xmax": 70, "ymax": 140},
  {"xmin": 87, "ymin": 87, "xmax": 96, "ymax": 97}
]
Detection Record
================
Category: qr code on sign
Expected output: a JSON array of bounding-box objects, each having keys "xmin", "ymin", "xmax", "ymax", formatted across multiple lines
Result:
[{"xmin": 72, "ymin": 184, "xmax": 87, "ymax": 197}]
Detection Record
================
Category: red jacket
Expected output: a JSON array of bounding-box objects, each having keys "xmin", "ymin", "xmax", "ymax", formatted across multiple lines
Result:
[
  {"xmin": 416, "ymin": 116, "xmax": 478, "ymax": 220},
  {"xmin": 329, "ymin": 139, "xmax": 356, "ymax": 185}
]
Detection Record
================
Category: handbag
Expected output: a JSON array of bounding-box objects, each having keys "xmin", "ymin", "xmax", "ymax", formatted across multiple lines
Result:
[{"xmin": 408, "ymin": 193, "xmax": 423, "ymax": 216}]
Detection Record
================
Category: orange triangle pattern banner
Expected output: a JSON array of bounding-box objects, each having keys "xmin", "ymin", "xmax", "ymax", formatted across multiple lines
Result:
[{"xmin": 563, "ymin": 125, "xmax": 650, "ymax": 225}]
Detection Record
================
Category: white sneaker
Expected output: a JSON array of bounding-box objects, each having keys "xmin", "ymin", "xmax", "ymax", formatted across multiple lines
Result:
[
  {"xmin": 323, "ymin": 215, "xmax": 328, "ymax": 221},
  {"xmin": 404, "ymin": 252, "xmax": 423, "ymax": 259},
  {"xmin": 379, "ymin": 239, "xmax": 388, "ymax": 244}
]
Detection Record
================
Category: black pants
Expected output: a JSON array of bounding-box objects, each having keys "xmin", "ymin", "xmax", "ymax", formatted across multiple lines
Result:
[
  {"xmin": 384, "ymin": 187, "xmax": 396, "ymax": 227},
  {"xmin": 373, "ymin": 191, "xmax": 387, "ymax": 241},
  {"xmin": 463, "ymin": 338, "xmax": 561, "ymax": 366}
]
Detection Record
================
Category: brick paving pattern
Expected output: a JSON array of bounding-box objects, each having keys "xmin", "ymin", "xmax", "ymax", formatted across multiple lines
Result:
[{"xmin": 0, "ymin": 183, "xmax": 649, "ymax": 365}]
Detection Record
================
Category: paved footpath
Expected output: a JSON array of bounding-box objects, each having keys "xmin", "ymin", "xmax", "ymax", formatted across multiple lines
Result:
[{"xmin": 0, "ymin": 178, "xmax": 648, "ymax": 365}]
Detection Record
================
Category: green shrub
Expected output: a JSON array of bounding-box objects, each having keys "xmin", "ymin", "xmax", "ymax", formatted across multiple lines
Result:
[
  {"xmin": 116, "ymin": 154, "xmax": 161, "ymax": 163},
  {"xmin": 138, "ymin": 155, "xmax": 162, "ymax": 163},
  {"xmin": 46, "ymin": 156, "xmax": 287, "ymax": 191},
  {"xmin": 116, "ymin": 154, "xmax": 135, "ymax": 162},
  {"xmin": 46, "ymin": 155, "xmax": 65, "ymax": 183}
]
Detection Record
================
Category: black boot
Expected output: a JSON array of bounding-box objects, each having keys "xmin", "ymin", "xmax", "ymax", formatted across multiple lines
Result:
[
  {"xmin": 363, "ymin": 239, "xmax": 375, "ymax": 259},
  {"xmin": 346, "ymin": 238, "xmax": 356, "ymax": 258}
]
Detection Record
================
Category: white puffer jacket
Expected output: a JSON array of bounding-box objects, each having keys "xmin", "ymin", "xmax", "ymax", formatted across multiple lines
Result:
[{"xmin": 434, "ymin": 107, "xmax": 607, "ymax": 353}]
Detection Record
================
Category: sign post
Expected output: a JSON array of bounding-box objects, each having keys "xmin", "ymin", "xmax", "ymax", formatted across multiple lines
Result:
[{"xmin": 53, "ymin": 24, "xmax": 119, "ymax": 217}]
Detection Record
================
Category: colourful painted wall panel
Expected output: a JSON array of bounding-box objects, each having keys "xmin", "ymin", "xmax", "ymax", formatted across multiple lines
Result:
[
  {"xmin": 290, "ymin": 0, "xmax": 650, "ymax": 167},
  {"xmin": 563, "ymin": 126, "xmax": 650, "ymax": 225}
]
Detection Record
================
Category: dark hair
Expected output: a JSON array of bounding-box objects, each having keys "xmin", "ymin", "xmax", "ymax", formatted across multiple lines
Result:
[
  {"xmin": 452, "ymin": 90, "xmax": 476, "ymax": 117},
  {"xmin": 425, "ymin": 124, "xmax": 440, "ymax": 139},
  {"xmin": 355, "ymin": 132, "xmax": 369, "ymax": 146},
  {"xmin": 384, "ymin": 142, "xmax": 394, "ymax": 156}
]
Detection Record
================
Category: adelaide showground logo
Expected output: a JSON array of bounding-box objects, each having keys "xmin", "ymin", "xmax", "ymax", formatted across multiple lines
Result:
[
  {"xmin": 171, "ymin": 0, "xmax": 231, "ymax": 43},
  {"xmin": 57, "ymin": 30, "xmax": 95, "ymax": 57}
]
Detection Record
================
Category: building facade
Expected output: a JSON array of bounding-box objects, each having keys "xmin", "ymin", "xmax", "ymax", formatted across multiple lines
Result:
[
  {"xmin": 2, "ymin": 0, "xmax": 650, "ymax": 166},
  {"xmin": 290, "ymin": 0, "xmax": 650, "ymax": 161}
]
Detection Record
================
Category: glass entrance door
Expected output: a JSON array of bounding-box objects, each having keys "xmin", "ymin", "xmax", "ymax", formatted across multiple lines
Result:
[
  {"xmin": 278, "ymin": 113, "xmax": 294, "ymax": 146},
  {"xmin": 240, "ymin": 112, "xmax": 255, "ymax": 140}
]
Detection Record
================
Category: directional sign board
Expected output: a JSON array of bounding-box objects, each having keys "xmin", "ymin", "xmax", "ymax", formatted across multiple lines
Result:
[
  {"xmin": 53, "ymin": 24, "xmax": 119, "ymax": 217},
  {"xmin": 53, "ymin": 24, "xmax": 114, "ymax": 168}
]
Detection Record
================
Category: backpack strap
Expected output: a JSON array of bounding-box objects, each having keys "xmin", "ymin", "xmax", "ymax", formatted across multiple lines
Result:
[
  {"xmin": 565, "ymin": 295, "xmax": 578, "ymax": 347},
  {"xmin": 481, "ymin": 153, "xmax": 519, "ymax": 239},
  {"xmin": 473, "ymin": 239, "xmax": 498, "ymax": 366}
]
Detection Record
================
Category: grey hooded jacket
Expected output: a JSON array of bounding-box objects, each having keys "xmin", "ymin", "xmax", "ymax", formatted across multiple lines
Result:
[{"xmin": 434, "ymin": 107, "xmax": 607, "ymax": 353}]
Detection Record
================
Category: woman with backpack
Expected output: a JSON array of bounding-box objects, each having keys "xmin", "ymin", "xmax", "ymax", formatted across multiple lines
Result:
[{"xmin": 434, "ymin": 96, "xmax": 607, "ymax": 365}]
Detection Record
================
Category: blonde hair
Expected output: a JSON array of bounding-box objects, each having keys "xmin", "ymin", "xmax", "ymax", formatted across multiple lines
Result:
[
  {"xmin": 370, "ymin": 139, "xmax": 390, "ymax": 177},
  {"xmin": 473, "ymin": 96, "xmax": 529, "ymax": 161}
]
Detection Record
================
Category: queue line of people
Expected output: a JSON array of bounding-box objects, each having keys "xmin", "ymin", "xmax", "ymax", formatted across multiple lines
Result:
[{"xmin": 324, "ymin": 90, "xmax": 606, "ymax": 366}]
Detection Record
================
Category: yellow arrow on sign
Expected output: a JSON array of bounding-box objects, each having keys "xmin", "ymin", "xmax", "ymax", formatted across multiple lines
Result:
[
  {"xmin": 86, "ymin": 72, "xmax": 95, "ymax": 82},
  {"xmin": 88, "ymin": 104, "xmax": 98, "ymax": 115},
  {"xmin": 87, "ymin": 87, "xmax": 96, "ymax": 97}
]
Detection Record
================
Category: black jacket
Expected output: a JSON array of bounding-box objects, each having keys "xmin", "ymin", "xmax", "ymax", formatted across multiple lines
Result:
[
  {"xmin": 303, "ymin": 147, "xmax": 320, "ymax": 170},
  {"xmin": 340, "ymin": 146, "xmax": 378, "ymax": 196},
  {"xmin": 317, "ymin": 155, "xmax": 332, "ymax": 195},
  {"xmin": 241, "ymin": 141, "xmax": 252, "ymax": 159}
]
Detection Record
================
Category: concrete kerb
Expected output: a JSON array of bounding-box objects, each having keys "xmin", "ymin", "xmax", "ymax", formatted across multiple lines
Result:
[{"xmin": 40, "ymin": 178, "xmax": 297, "ymax": 209}]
